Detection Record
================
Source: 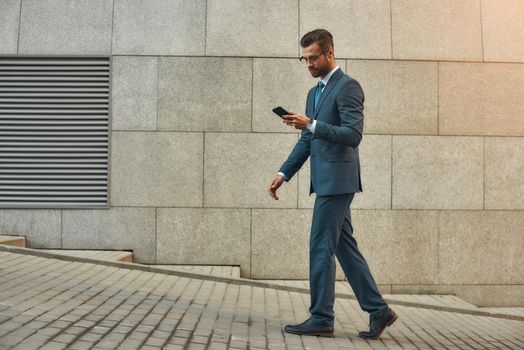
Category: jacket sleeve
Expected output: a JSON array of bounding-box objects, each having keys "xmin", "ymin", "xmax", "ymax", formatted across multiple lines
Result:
[
  {"xmin": 312, "ymin": 78, "xmax": 364, "ymax": 147},
  {"xmin": 278, "ymin": 128, "xmax": 311, "ymax": 182}
]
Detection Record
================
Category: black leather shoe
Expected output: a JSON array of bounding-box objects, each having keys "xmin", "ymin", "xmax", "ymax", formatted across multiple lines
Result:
[
  {"xmin": 284, "ymin": 318, "xmax": 334, "ymax": 337},
  {"xmin": 358, "ymin": 307, "xmax": 398, "ymax": 340}
]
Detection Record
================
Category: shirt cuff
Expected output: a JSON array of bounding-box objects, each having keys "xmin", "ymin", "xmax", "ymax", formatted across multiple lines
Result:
[
  {"xmin": 307, "ymin": 119, "xmax": 317, "ymax": 134},
  {"xmin": 277, "ymin": 172, "xmax": 289, "ymax": 181}
]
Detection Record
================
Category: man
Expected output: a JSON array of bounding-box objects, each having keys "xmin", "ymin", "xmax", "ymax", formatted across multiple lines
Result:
[{"xmin": 267, "ymin": 29, "xmax": 397, "ymax": 340}]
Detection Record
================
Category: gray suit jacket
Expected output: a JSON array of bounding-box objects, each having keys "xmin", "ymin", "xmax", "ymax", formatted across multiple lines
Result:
[{"xmin": 279, "ymin": 68, "xmax": 363, "ymax": 196}]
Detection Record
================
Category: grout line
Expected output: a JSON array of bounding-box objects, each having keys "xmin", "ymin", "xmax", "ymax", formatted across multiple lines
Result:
[
  {"xmin": 437, "ymin": 210, "xmax": 440, "ymax": 284},
  {"xmin": 109, "ymin": 130, "xmax": 524, "ymax": 138},
  {"xmin": 16, "ymin": 0, "xmax": 22, "ymax": 54},
  {"xmin": 437, "ymin": 62, "xmax": 440, "ymax": 135},
  {"xmin": 390, "ymin": 135, "xmax": 394, "ymax": 209},
  {"xmin": 154, "ymin": 207, "xmax": 157, "ymax": 263},
  {"xmin": 156, "ymin": 56, "xmax": 160, "ymax": 130},
  {"xmin": 60, "ymin": 209, "xmax": 63, "ymax": 248},
  {"xmin": 101, "ymin": 54, "xmax": 524, "ymax": 64},
  {"xmin": 204, "ymin": 0, "xmax": 208, "ymax": 56},
  {"xmin": 479, "ymin": 0, "xmax": 485, "ymax": 62},
  {"xmin": 483, "ymin": 137, "xmax": 486, "ymax": 210},
  {"xmin": 250, "ymin": 58, "xmax": 254, "ymax": 132},
  {"xmin": 202, "ymin": 133, "xmax": 205, "ymax": 207},
  {"xmin": 297, "ymin": 0, "xmax": 301, "ymax": 57},
  {"xmin": 110, "ymin": 0, "xmax": 115, "ymax": 55},
  {"xmin": 80, "ymin": 205, "xmax": 524, "ymax": 212},
  {"xmin": 390, "ymin": 0, "xmax": 393, "ymax": 59},
  {"xmin": 249, "ymin": 208, "xmax": 252, "ymax": 278}
]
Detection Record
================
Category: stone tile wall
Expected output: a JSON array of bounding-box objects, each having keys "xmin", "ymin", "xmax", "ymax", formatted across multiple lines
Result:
[{"xmin": 0, "ymin": 0, "xmax": 522, "ymax": 305}]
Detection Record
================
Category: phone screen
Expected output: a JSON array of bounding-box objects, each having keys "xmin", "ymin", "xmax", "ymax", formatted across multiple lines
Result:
[{"xmin": 272, "ymin": 106, "xmax": 290, "ymax": 118}]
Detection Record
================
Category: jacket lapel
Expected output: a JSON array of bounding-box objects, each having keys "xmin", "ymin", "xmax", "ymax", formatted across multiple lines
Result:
[
  {"xmin": 306, "ymin": 88, "xmax": 315, "ymax": 117},
  {"xmin": 313, "ymin": 68, "xmax": 343, "ymax": 119}
]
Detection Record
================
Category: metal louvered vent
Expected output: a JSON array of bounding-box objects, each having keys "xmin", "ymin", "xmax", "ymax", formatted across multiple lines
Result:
[{"xmin": 0, "ymin": 56, "xmax": 110, "ymax": 208}]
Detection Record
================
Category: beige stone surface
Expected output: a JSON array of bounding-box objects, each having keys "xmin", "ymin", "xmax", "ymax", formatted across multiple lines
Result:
[
  {"xmin": 390, "ymin": 284, "xmax": 524, "ymax": 307},
  {"xmin": 439, "ymin": 62, "xmax": 524, "ymax": 136},
  {"xmin": 111, "ymin": 56, "xmax": 158, "ymax": 130},
  {"xmin": 252, "ymin": 58, "xmax": 315, "ymax": 133},
  {"xmin": 62, "ymin": 207, "xmax": 156, "ymax": 263},
  {"xmin": 352, "ymin": 210, "xmax": 439, "ymax": 284},
  {"xmin": 298, "ymin": 135, "xmax": 392, "ymax": 209},
  {"xmin": 482, "ymin": 0, "xmax": 524, "ymax": 62},
  {"xmin": 204, "ymin": 133, "xmax": 298, "ymax": 208},
  {"xmin": 485, "ymin": 137, "xmax": 524, "ymax": 210},
  {"xmin": 206, "ymin": 0, "xmax": 298, "ymax": 57},
  {"xmin": 158, "ymin": 57, "xmax": 252, "ymax": 132},
  {"xmin": 18, "ymin": 0, "xmax": 112, "ymax": 54},
  {"xmin": 439, "ymin": 211, "xmax": 524, "ymax": 285},
  {"xmin": 392, "ymin": 136, "xmax": 483, "ymax": 209},
  {"xmin": 0, "ymin": 209, "xmax": 61, "ymax": 248},
  {"xmin": 251, "ymin": 209, "xmax": 345, "ymax": 280},
  {"xmin": 347, "ymin": 60, "xmax": 438, "ymax": 135},
  {"xmin": 300, "ymin": 0, "xmax": 391, "ymax": 59},
  {"xmin": 112, "ymin": 0, "xmax": 206, "ymax": 55},
  {"xmin": 110, "ymin": 132, "xmax": 203, "ymax": 207},
  {"xmin": 156, "ymin": 208, "xmax": 250, "ymax": 276},
  {"xmin": 391, "ymin": 0, "xmax": 482, "ymax": 61},
  {"xmin": 0, "ymin": 0, "xmax": 20, "ymax": 54}
]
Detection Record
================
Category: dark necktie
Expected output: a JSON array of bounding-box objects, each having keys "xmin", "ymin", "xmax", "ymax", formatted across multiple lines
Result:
[{"xmin": 314, "ymin": 81, "xmax": 325, "ymax": 110}]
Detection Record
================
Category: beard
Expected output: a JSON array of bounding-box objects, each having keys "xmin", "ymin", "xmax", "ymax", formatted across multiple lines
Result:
[
  {"xmin": 308, "ymin": 68, "xmax": 322, "ymax": 78},
  {"xmin": 308, "ymin": 66, "xmax": 328, "ymax": 78}
]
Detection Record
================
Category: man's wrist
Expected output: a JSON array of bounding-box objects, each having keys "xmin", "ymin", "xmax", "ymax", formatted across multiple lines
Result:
[
  {"xmin": 277, "ymin": 172, "xmax": 288, "ymax": 181},
  {"xmin": 306, "ymin": 118, "xmax": 312, "ymax": 129},
  {"xmin": 306, "ymin": 119, "xmax": 316, "ymax": 134}
]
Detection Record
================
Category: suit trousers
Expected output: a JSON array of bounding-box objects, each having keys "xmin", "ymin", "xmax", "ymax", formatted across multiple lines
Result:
[{"xmin": 308, "ymin": 193, "xmax": 388, "ymax": 325}]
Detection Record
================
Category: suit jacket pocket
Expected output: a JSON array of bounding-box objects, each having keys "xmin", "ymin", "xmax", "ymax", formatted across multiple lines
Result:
[{"xmin": 326, "ymin": 152, "xmax": 353, "ymax": 162}]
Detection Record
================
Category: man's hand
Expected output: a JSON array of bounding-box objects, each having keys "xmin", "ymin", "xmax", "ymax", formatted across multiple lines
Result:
[
  {"xmin": 268, "ymin": 174, "xmax": 285, "ymax": 200},
  {"xmin": 282, "ymin": 111, "xmax": 310, "ymax": 130}
]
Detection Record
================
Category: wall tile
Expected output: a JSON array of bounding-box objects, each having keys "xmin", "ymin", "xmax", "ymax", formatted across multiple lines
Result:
[
  {"xmin": 111, "ymin": 56, "xmax": 158, "ymax": 130},
  {"xmin": 206, "ymin": 0, "xmax": 298, "ymax": 57},
  {"xmin": 300, "ymin": 0, "xmax": 391, "ymax": 59},
  {"xmin": 62, "ymin": 207, "xmax": 155, "ymax": 263},
  {"xmin": 112, "ymin": 0, "xmax": 205, "ymax": 55},
  {"xmin": 348, "ymin": 60, "xmax": 438, "ymax": 135},
  {"xmin": 392, "ymin": 136, "xmax": 483, "ymax": 209},
  {"xmin": 439, "ymin": 62, "xmax": 524, "ymax": 136},
  {"xmin": 0, "ymin": 0, "xmax": 20, "ymax": 54},
  {"xmin": 156, "ymin": 208, "xmax": 250, "ymax": 276},
  {"xmin": 0, "ymin": 209, "xmax": 61, "ymax": 248},
  {"xmin": 353, "ymin": 210, "xmax": 439, "ymax": 284},
  {"xmin": 204, "ymin": 133, "xmax": 298, "ymax": 208},
  {"xmin": 158, "ymin": 57, "xmax": 251, "ymax": 132},
  {"xmin": 110, "ymin": 132, "xmax": 203, "ymax": 207},
  {"xmin": 482, "ymin": 0, "xmax": 524, "ymax": 62},
  {"xmin": 485, "ymin": 138, "xmax": 524, "ymax": 209},
  {"xmin": 391, "ymin": 0, "xmax": 482, "ymax": 61},
  {"xmin": 19, "ymin": 0, "xmax": 112, "ymax": 54},
  {"xmin": 439, "ymin": 211, "xmax": 524, "ymax": 284}
]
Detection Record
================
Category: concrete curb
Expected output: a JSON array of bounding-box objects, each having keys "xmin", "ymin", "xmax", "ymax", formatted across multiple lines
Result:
[{"xmin": 0, "ymin": 244, "xmax": 522, "ymax": 322}]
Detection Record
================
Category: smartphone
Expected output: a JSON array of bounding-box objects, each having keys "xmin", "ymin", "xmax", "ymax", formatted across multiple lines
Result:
[{"xmin": 272, "ymin": 106, "xmax": 291, "ymax": 118}]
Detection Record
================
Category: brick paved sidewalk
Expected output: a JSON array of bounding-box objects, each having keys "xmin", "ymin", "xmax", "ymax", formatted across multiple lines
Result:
[{"xmin": 0, "ymin": 251, "xmax": 523, "ymax": 350}]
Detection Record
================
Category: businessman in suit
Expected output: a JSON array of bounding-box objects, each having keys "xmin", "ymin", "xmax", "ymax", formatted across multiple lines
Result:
[{"xmin": 267, "ymin": 29, "xmax": 397, "ymax": 340}]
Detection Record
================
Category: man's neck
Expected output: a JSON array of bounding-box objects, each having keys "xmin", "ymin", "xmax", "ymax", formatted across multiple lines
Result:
[{"xmin": 320, "ymin": 63, "xmax": 338, "ymax": 80}]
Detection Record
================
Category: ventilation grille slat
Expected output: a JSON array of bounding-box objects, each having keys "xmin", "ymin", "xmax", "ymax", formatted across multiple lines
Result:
[{"xmin": 0, "ymin": 56, "xmax": 110, "ymax": 208}]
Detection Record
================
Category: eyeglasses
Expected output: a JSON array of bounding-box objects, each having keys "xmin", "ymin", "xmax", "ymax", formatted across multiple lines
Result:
[{"xmin": 299, "ymin": 48, "xmax": 329, "ymax": 64}]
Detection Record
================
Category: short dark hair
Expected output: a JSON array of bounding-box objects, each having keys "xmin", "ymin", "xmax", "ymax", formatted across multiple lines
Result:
[{"xmin": 300, "ymin": 29, "xmax": 334, "ymax": 51}]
